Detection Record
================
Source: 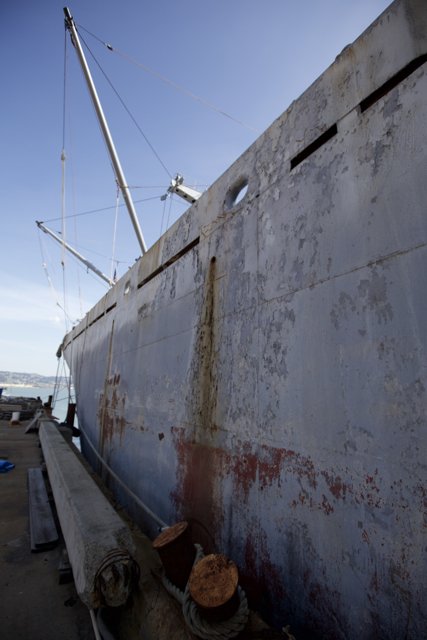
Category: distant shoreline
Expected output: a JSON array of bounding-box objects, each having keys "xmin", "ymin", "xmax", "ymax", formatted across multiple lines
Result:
[{"xmin": 1, "ymin": 383, "xmax": 53, "ymax": 389}]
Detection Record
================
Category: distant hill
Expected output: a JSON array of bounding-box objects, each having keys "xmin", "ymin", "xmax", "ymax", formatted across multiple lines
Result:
[{"xmin": 0, "ymin": 371, "xmax": 66, "ymax": 387}]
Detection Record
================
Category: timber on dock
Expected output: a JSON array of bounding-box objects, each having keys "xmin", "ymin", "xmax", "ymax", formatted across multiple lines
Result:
[
  {"xmin": 27, "ymin": 466, "xmax": 59, "ymax": 552},
  {"xmin": 0, "ymin": 418, "xmax": 92, "ymax": 640}
]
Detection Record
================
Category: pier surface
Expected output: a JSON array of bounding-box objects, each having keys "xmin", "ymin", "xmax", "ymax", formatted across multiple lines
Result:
[{"xmin": 0, "ymin": 419, "xmax": 92, "ymax": 640}]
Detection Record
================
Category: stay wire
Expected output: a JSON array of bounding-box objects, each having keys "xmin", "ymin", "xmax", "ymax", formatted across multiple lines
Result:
[
  {"xmin": 159, "ymin": 193, "xmax": 167, "ymax": 237},
  {"xmin": 61, "ymin": 26, "xmax": 71, "ymax": 333},
  {"xmin": 62, "ymin": 27, "xmax": 67, "ymax": 150},
  {"xmin": 52, "ymin": 358, "xmax": 62, "ymax": 407},
  {"xmin": 37, "ymin": 231, "xmax": 75, "ymax": 325},
  {"xmin": 42, "ymin": 194, "xmax": 163, "ymax": 223},
  {"xmin": 63, "ymin": 47, "xmax": 85, "ymax": 320},
  {"xmin": 78, "ymin": 30, "xmax": 173, "ymax": 179},
  {"xmin": 77, "ymin": 23, "xmax": 259, "ymax": 134},
  {"xmin": 111, "ymin": 184, "xmax": 120, "ymax": 283},
  {"xmin": 165, "ymin": 192, "xmax": 173, "ymax": 232},
  {"xmin": 61, "ymin": 124, "xmax": 68, "ymax": 330}
]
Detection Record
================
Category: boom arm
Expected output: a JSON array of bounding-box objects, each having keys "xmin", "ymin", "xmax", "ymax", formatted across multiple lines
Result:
[{"xmin": 36, "ymin": 220, "xmax": 115, "ymax": 287}]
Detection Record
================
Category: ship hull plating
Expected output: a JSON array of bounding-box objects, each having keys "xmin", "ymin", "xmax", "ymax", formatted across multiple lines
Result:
[{"xmin": 64, "ymin": 2, "xmax": 427, "ymax": 637}]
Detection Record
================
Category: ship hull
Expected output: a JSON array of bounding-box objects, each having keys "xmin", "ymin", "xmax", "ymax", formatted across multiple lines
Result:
[{"xmin": 64, "ymin": 1, "xmax": 427, "ymax": 637}]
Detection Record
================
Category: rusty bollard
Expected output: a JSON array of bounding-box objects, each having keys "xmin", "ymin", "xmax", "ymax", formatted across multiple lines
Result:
[
  {"xmin": 152, "ymin": 521, "xmax": 196, "ymax": 591},
  {"xmin": 188, "ymin": 553, "xmax": 239, "ymax": 622}
]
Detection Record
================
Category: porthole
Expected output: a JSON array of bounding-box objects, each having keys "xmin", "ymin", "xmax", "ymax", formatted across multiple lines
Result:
[
  {"xmin": 124, "ymin": 281, "xmax": 131, "ymax": 295},
  {"xmin": 225, "ymin": 177, "xmax": 249, "ymax": 211}
]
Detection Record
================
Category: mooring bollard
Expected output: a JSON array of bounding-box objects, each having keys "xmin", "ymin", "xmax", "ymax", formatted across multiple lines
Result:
[
  {"xmin": 188, "ymin": 553, "xmax": 239, "ymax": 622},
  {"xmin": 152, "ymin": 521, "xmax": 196, "ymax": 590},
  {"xmin": 10, "ymin": 411, "xmax": 20, "ymax": 425}
]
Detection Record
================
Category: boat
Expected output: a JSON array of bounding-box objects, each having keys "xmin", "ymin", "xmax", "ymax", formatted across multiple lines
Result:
[{"xmin": 57, "ymin": 1, "xmax": 427, "ymax": 637}]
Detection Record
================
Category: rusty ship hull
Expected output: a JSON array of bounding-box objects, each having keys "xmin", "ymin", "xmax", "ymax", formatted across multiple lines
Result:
[{"xmin": 62, "ymin": 1, "xmax": 427, "ymax": 637}]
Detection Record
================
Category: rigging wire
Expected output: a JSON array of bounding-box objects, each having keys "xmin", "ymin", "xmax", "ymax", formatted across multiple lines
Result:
[
  {"xmin": 63, "ymin": 35, "xmax": 85, "ymax": 321},
  {"xmin": 42, "ymin": 194, "xmax": 163, "ymax": 223},
  {"xmin": 128, "ymin": 185, "xmax": 172, "ymax": 189},
  {"xmin": 60, "ymin": 147, "xmax": 67, "ymax": 324},
  {"xmin": 72, "ymin": 200, "xmax": 85, "ymax": 320},
  {"xmin": 111, "ymin": 184, "xmax": 120, "ymax": 282},
  {"xmin": 159, "ymin": 193, "xmax": 167, "ymax": 238},
  {"xmin": 78, "ymin": 30, "xmax": 173, "ymax": 179},
  {"xmin": 61, "ymin": 29, "xmax": 70, "ymax": 333},
  {"xmin": 37, "ymin": 231, "xmax": 76, "ymax": 326},
  {"xmin": 62, "ymin": 28, "xmax": 67, "ymax": 151},
  {"xmin": 165, "ymin": 193, "xmax": 173, "ymax": 232},
  {"xmin": 52, "ymin": 357, "xmax": 62, "ymax": 408},
  {"xmin": 61, "ymin": 152, "xmax": 69, "ymax": 333},
  {"xmin": 77, "ymin": 23, "xmax": 259, "ymax": 134},
  {"xmin": 53, "ymin": 357, "xmax": 75, "ymax": 414}
]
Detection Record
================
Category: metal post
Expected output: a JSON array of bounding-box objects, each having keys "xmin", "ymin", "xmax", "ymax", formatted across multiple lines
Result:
[{"xmin": 63, "ymin": 7, "xmax": 147, "ymax": 255}]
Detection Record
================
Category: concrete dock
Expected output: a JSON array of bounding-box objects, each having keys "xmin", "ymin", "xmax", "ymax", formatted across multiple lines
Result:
[
  {"xmin": 0, "ymin": 417, "xmax": 185, "ymax": 639},
  {"xmin": 0, "ymin": 418, "xmax": 93, "ymax": 639}
]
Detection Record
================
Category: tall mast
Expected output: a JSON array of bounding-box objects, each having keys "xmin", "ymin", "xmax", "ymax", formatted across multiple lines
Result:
[{"xmin": 63, "ymin": 7, "xmax": 147, "ymax": 255}]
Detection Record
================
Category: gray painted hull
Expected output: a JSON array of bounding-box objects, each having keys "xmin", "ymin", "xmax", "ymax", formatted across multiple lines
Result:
[{"xmin": 63, "ymin": 1, "xmax": 427, "ymax": 637}]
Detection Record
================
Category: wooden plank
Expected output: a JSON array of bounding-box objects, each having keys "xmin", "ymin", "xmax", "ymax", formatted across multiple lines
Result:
[
  {"xmin": 24, "ymin": 411, "xmax": 42, "ymax": 434},
  {"xmin": 28, "ymin": 467, "xmax": 58, "ymax": 552}
]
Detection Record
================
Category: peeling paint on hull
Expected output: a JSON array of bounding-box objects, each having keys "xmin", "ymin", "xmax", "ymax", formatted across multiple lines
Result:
[{"xmin": 63, "ymin": 2, "xmax": 427, "ymax": 638}]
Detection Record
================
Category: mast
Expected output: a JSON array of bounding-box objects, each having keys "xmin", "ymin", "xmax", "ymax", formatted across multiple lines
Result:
[
  {"xmin": 36, "ymin": 221, "xmax": 115, "ymax": 287},
  {"xmin": 63, "ymin": 7, "xmax": 147, "ymax": 255}
]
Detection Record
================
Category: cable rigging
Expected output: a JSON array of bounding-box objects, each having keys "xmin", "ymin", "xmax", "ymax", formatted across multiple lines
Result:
[
  {"xmin": 37, "ymin": 231, "xmax": 76, "ymax": 327},
  {"xmin": 78, "ymin": 30, "xmax": 173, "ymax": 180},
  {"xmin": 61, "ymin": 27, "xmax": 70, "ymax": 333},
  {"xmin": 42, "ymin": 9, "xmax": 205, "ymax": 305},
  {"xmin": 77, "ymin": 23, "xmax": 259, "ymax": 134},
  {"xmin": 110, "ymin": 184, "xmax": 120, "ymax": 283},
  {"xmin": 41, "ymin": 194, "xmax": 163, "ymax": 224}
]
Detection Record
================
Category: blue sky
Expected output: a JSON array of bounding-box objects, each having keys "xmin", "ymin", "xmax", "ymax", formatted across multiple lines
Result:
[{"xmin": 0, "ymin": 0, "xmax": 391, "ymax": 376}]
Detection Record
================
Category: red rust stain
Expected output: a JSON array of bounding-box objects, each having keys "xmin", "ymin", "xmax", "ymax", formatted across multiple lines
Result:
[
  {"xmin": 321, "ymin": 494, "xmax": 334, "ymax": 515},
  {"xmin": 321, "ymin": 471, "xmax": 349, "ymax": 500},
  {"xmin": 321, "ymin": 468, "xmax": 384, "ymax": 509},
  {"xmin": 98, "ymin": 392, "xmax": 113, "ymax": 447},
  {"xmin": 304, "ymin": 578, "xmax": 342, "ymax": 638},
  {"xmin": 98, "ymin": 374, "xmax": 128, "ymax": 452},
  {"xmin": 171, "ymin": 426, "xmax": 391, "ymax": 531},
  {"xmin": 231, "ymin": 442, "xmax": 317, "ymax": 500},
  {"xmin": 291, "ymin": 490, "xmax": 313, "ymax": 509},
  {"xmin": 390, "ymin": 560, "xmax": 410, "ymax": 583},
  {"xmin": 170, "ymin": 427, "xmax": 322, "ymax": 609},
  {"xmin": 171, "ymin": 428, "xmax": 319, "ymax": 524},
  {"xmin": 242, "ymin": 525, "xmax": 286, "ymax": 608},
  {"xmin": 170, "ymin": 427, "xmax": 228, "ymax": 551},
  {"xmin": 414, "ymin": 483, "xmax": 427, "ymax": 527},
  {"xmin": 370, "ymin": 570, "xmax": 380, "ymax": 593}
]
